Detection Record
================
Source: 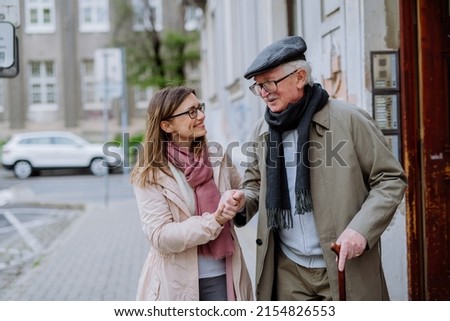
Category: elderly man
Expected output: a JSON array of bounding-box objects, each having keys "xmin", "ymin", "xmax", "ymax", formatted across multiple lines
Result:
[{"xmin": 224, "ymin": 36, "xmax": 407, "ymax": 300}]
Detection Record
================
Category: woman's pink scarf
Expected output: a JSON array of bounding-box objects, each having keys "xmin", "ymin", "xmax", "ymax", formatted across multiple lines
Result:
[{"xmin": 167, "ymin": 141, "xmax": 235, "ymax": 260}]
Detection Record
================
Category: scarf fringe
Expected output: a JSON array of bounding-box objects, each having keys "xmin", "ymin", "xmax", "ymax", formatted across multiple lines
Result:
[
  {"xmin": 267, "ymin": 208, "xmax": 293, "ymax": 229},
  {"xmin": 295, "ymin": 189, "xmax": 313, "ymax": 214}
]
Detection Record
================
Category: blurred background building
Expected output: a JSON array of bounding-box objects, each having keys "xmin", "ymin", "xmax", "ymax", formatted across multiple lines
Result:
[
  {"xmin": 0, "ymin": 0, "xmax": 202, "ymax": 141},
  {"xmin": 0, "ymin": 0, "xmax": 448, "ymax": 300}
]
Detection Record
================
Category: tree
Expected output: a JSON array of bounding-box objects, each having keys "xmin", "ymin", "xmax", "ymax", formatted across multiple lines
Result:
[{"xmin": 110, "ymin": 0, "xmax": 201, "ymax": 89}]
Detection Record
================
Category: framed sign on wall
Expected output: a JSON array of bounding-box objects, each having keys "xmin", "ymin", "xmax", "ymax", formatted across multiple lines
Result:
[
  {"xmin": 370, "ymin": 51, "xmax": 402, "ymax": 163},
  {"xmin": 371, "ymin": 51, "xmax": 399, "ymax": 91}
]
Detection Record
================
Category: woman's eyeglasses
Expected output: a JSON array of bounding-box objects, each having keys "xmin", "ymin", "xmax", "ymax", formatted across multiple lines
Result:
[{"xmin": 166, "ymin": 103, "xmax": 205, "ymax": 120}]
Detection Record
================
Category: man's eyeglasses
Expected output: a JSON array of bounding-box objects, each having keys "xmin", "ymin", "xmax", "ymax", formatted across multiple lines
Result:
[
  {"xmin": 249, "ymin": 69, "xmax": 299, "ymax": 96},
  {"xmin": 166, "ymin": 103, "xmax": 205, "ymax": 120}
]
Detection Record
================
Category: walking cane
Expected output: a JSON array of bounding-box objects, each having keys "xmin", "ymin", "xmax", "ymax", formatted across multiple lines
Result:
[{"xmin": 330, "ymin": 243, "xmax": 346, "ymax": 301}]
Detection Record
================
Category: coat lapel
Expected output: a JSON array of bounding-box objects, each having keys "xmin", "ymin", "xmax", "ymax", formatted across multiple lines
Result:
[
  {"xmin": 156, "ymin": 170, "xmax": 192, "ymax": 219},
  {"xmin": 210, "ymin": 155, "xmax": 222, "ymax": 185},
  {"xmin": 155, "ymin": 154, "xmax": 226, "ymax": 220},
  {"xmin": 312, "ymin": 100, "xmax": 331, "ymax": 136}
]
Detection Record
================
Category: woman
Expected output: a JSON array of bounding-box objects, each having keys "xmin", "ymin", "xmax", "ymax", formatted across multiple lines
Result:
[{"xmin": 130, "ymin": 86, "xmax": 253, "ymax": 301}]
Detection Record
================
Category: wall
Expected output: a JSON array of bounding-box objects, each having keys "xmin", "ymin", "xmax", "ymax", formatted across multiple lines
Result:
[
  {"xmin": 201, "ymin": 0, "xmax": 289, "ymax": 164},
  {"xmin": 199, "ymin": 0, "xmax": 407, "ymax": 300},
  {"xmin": 363, "ymin": 0, "xmax": 407, "ymax": 300}
]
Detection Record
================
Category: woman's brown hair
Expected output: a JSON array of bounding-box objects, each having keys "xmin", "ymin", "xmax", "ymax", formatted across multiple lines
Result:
[{"xmin": 130, "ymin": 86, "xmax": 206, "ymax": 188}]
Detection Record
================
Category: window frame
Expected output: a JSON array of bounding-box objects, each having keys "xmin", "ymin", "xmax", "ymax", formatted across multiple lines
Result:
[
  {"xmin": 28, "ymin": 60, "xmax": 59, "ymax": 111},
  {"xmin": 134, "ymin": 86, "xmax": 154, "ymax": 109},
  {"xmin": 132, "ymin": 0, "xmax": 162, "ymax": 32},
  {"xmin": 80, "ymin": 59, "xmax": 103, "ymax": 110},
  {"xmin": 24, "ymin": 0, "xmax": 56, "ymax": 34},
  {"xmin": 78, "ymin": 0, "xmax": 111, "ymax": 33},
  {"xmin": 0, "ymin": 80, "xmax": 4, "ymax": 113}
]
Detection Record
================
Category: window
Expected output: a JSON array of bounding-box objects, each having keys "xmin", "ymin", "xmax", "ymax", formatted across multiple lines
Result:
[
  {"xmin": 0, "ymin": 80, "xmax": 4, "ymax": 113},
  {"xmin": 81, "ymin": 60, "xmax": 95, "ymax": 103},
  {"xmin": 29, "ymin": 61, "xmax": 58, "ymax": 111},
  {"xmin": 19, "ymin": 137, "xmax": 52, "ymax": 145},
  {"xmin": 81, "ymin": 60, "xmax": 102, "ymax": 110},
  {"xmin": 132, "ymin": 0, "xmax": 162, "ymax": 32},
  {"xmin": 79, "ymin": 0, "xmax": 110, "ymax": 33},
  {"xmin": 184, "ymin": 6, "xmax": 202, "ymax": 31},
  {"xmin": 52, "ymin": 137, "xmax": 78, "ymax": 145},
  {"xmin": 24, "ymin": 0, "xmax": 56, "ymax": 34},
  {"xmin": 134, "ymin": 86, "xmax": 154, "ymax": 109},
  {"xmin": 223, "ymin": 3, "xmax": 243, "ymax": 88}
]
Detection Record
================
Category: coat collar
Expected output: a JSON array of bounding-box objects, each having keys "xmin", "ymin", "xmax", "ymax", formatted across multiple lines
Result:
[
  {"xmin": 209, "ymin": 154, "xmax": 222, "ymax": 184},
  {"xmin": 312, "ymin": 100, "xmax": 330, "ymax": 136},
  {"xmin": 155, "ymin": 168, "xmax": 191, "ymax": 217},
  {"xmin": 255, "ymin": 100, "xmax": 331, "ymax": 138},
  {"xmin": 312, "ymin": 100, "xmax": 330, "ymax": 129}
]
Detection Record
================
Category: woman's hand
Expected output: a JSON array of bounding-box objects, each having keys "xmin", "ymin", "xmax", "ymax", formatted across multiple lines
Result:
[{"xmin": 214, "ymin": 203, "xmax": 232, "ymax": 226}]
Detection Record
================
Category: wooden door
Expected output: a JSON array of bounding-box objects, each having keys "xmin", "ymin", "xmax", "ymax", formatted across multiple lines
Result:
[
  {"xmin": 421, "ymin": 0, "xmax": 450, "ymax": 300},
  {"xmin": 443, "ymin": 0, "xmax": 450, "ymax": 296},
  {"xmin": 400, "ymin": 0, "xmax": 450, "ymax": 299}
]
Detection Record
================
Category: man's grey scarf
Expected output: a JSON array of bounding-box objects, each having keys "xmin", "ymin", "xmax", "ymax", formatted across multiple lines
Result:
[{"xmin": 264, "ymin": 84, "xmax": 329, "ymax": 229}]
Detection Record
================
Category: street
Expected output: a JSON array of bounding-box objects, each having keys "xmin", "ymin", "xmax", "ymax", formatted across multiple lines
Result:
[
  {"xmin": 0, "ymin": 168, "xmax": 133, "ymax": 204},
  {"xmin": 0, "ymin": 168, "xmax": 149, "ymax": 300}
]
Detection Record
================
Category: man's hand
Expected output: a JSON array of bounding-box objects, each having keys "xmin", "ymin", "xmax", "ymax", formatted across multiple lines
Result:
[
  {"xmin": 220, "ymin": 189, "xmax": 246, "ymax": 212},
  {"xmin": 334, "ymin": 228, "xmax": 367, "ymax": 271}
]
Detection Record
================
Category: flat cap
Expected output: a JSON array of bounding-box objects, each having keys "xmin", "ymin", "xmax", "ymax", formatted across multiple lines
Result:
[{"xmin": 244, "ymin": 36, "xmax": 307, "ymax": 79}]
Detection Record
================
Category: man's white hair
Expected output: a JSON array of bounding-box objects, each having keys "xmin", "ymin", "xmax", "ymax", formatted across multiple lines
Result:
[{"xmin": 283, "ymin": 60, "xmax": 314, "ymax": 86}]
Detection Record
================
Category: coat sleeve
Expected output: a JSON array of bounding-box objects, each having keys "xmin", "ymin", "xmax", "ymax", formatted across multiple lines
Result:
[
  {"xmin": 133, "ymin": 184, "xmax": 223, "ymax": 254},
  {"xmin": 222, "ymin": 151, "xmax": 243, "ymax": 190},
  {"xmin": 347, "ymin": 107, "xmax": 407, "ymax": 249},
  {"xmin": 236, "ymin": 120, "xmax": 265, "ymax": 227}
]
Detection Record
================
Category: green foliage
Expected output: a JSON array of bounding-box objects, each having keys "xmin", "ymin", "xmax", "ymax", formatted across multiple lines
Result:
[
  {"xmin": 110, "ymin": 1, "xmax": 201, "ymax": 90},
  {"xmin": 114, "ymin": 132, "xmax": 144, "ymax": 145},
  {"xmin": 123, "ymin": 30, "xmax": 200, "ymax": 89}
]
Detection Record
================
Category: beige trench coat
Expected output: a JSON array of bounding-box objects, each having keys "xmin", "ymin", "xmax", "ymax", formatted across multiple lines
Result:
[
  {"xmin": 134, "ymin": 153, "xmax": 254, "ymax": 301},
  {"xmin": 237, "ymin": 99, "xmax": 407, "ymax": 300}
]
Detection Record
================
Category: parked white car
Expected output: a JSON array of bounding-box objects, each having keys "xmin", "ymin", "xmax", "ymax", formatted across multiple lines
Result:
[{"xmin": 1, "ymin": 131, "xmax": 123, "ymax": 179}]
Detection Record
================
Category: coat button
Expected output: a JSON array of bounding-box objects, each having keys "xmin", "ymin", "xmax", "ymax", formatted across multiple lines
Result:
[{"xmin": 256, "ymin": 239, "xmax": 263, "ymax": 246}]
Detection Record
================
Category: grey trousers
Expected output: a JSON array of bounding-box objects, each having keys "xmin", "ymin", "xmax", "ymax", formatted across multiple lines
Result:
[{"xmin": 199, "ymin": 274, "xmax": 227, "ymax": 301}]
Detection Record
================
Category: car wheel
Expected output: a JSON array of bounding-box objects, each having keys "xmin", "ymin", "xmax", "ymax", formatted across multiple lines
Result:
[
  {"xmin": 13, "ymin": 160, "xmax": 33, "ymax": 179},
  {"xmin": 90, "ymin": 158, "xmax": 108, "ymax": 176}
]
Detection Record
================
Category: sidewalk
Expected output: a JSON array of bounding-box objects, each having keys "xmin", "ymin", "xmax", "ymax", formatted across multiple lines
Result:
[
  {"xmin": 0, "ymin": 198, "xmax": 148, "ymax": 300},
  {"xmin": 0, "ymin": 194, "xmax": 258, "ymax": 301}
]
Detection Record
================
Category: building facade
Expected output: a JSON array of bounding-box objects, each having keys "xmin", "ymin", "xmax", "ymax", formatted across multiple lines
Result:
[
  {"xmin": 0, "ymin": 0, "xmax": 200, "ymax": 142},
  {"xmin": 198, "ymin": 0, "xmax": 450, "ymax": 300}
]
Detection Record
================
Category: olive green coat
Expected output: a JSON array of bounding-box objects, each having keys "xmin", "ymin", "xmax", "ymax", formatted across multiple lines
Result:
[{"xmin": 237, "ymin": 99, "xmax": 407, "ymax": 300}]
